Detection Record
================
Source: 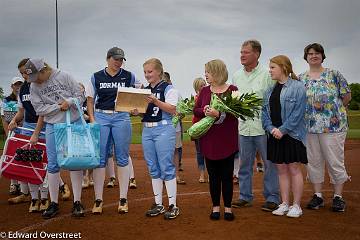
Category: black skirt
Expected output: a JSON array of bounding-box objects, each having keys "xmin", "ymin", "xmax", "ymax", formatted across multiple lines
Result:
[{"xmin": 267, "ymin": 134, "xmax": 307, "ymax": 164}]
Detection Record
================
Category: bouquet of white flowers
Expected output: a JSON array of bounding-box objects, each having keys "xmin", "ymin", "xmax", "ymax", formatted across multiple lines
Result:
[
  {"xmin": 188, "ymin": 91, "xmax": 262, "ymax": 139},
  {"xmin": 172, "ymin": 95, "xmax": 195, "ymax": 126}
]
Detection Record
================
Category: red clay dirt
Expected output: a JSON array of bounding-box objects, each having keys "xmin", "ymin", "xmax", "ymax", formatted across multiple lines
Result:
[{"xmin": 0, "ymin": 140, "xmax": 359, "ymax": 240}]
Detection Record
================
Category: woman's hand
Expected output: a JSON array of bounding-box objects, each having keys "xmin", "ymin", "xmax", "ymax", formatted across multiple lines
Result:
[
  {"xmin": 89, "ymin": 115, "xmax": 95, "ymax": 123},
  {"xmin": 146, "ymin": 94, "xmax": 158, "ymax": 104},
  {"xmin": 8, "ymin": 119, "xmax": 18, "ymax": 131},
  {"xmin": 271, "ymin": 128, "xmax": 283, "ymax": 139},
  {"xmin": 130, "ymin": 108, "xmax": 140, "ymax": 116},
  {"xmin": 59, "ymin": 101, "xmax": 70, "ymax": 111},
  {"xmin": 30, "ymin": 133, "xmax": 39, "ymax": 145},
  {"xmin": 204, "ymin": 106, "xmax": 220, "ymax": 118}
]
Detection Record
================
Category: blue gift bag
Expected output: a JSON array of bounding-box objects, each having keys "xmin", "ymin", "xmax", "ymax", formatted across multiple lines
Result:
[{"xmin": 54, "ymin": 100, "xmax": 100, "ymax": 170}]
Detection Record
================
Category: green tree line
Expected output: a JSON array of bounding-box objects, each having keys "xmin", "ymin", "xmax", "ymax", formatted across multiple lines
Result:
[{"xmin": 349, "ymin": 83, "xmax": 360, "ymax": 110}]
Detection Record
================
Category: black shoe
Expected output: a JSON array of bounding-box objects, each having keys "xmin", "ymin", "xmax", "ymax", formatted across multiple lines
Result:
[
  {"xmin": 72, "ymin": 201, "xmax": 85, "ymax": 217},
  {"xmin": 164, "ymin": 204, "xmax": 180, "ymax": 220},
  {"xmin": 9, "ymin": 183, "xmax": 21, "ymax": 196},
  {"xmin": 146, "ymin": 203, "xmax": 165, "ymax": 217},
  {"xmin": 332, "ymin": 196, "xmax": 345, "ymax": 212},
  {"xmin": 307, "ymin": 194, "xmax": 324, "ymax": 210},
  {"xmin": 224, "ymin": 212, "xmax": 235, "ymax": 221},
  {"xmin": 261, "ymin": 202, "xmax": 278, "ymax": 212},
  {"xmin": 42, "ymin": 202, "xmax": 59, "ymax": 219},
  {"xmin": 209, "ymin": 211, "xmax": 220, "ymax": 220},
  {"xmin": 232, "ymin": 199, "xmax": 252, "ymax": 208}
]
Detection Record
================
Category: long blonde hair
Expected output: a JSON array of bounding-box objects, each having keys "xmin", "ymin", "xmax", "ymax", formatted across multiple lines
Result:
[{"xmin": 270, "ymin": 55, "xmax": 298, "ymax": 80}]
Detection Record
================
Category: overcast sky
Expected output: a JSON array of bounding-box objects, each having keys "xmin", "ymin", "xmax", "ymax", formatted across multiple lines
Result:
[{"xmin": 1, "ymin": 0, "xmax": 359, "ymax": 97}]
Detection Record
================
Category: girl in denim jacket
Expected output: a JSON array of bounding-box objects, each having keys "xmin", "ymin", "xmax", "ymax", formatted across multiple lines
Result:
[{"xmin": 262, "ymin": 55, "xmax": 307, "ymax": 218}]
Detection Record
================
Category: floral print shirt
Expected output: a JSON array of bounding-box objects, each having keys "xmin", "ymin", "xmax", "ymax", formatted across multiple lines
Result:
[{"xmin": 299, "ymin": 68, "xmax": 351, "ymax": 133}]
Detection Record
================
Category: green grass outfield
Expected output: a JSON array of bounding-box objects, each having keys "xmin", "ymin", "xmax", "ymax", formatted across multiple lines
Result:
[{"xmin": 1, "ymin": 111, "xmax": 359, "ymax": 148}]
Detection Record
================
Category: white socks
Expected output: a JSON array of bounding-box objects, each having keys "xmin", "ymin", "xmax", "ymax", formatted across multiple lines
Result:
[
  {"xmin": 20, "ymin": 182, "xmax": 29, "ymax": 195},
  {"xmin": 28, "ymin": 184, "xmax": 39, "ymax": 199},
  {"xmin": 106, "ymin": 157, "xmax": 116, "ymax": 178},
  {"xmin": 117, "ymin": 165, "xmax": 130, "ymax": 199},
  {"xmin": 165, "ymin": 178, "xmax": 177, "ymax": 207},
  {"xmin": 59, "ymin": 176, "xmax": 64, "ymax": 187},
  {"xmin": 93, "ymin": 168, "xmax": 106, "ymax": 200},
  {"xmin": 10, "ymin": 179, "xmax": 18, "ymax": 184},
  {"xmin": 129, "ymin": 156, "xmax": 135, "ymax": 179},
  {"xmin": 48, "ymin": 172, "xmax": 60, "ymax": 203},
  {"xmin": 152, "ymin": 178, "xmax": 163, "ymax": 205},
  {"xmin": 70, "ymin": 171, "xmax": 83, "ymax": 202},
  {"xmin": 28, "ymin": 184, "xmax": 49, "ymax": 199},
  {"xmin": 40, "ymin": 185, "xmax": 48, "ymax": 199}
]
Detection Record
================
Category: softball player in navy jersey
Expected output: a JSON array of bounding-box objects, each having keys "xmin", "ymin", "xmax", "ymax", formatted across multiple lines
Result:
[
  {"xmin": 138, "ymin": 58, "xmax": 180, "ymax": 219},
  {"xmin": 7, "ymin": 66, "xmax": 49, "ymax": 213},
  {"xmin": 85, "ymin": 47, "xmax": 140, "ymax": 214}
]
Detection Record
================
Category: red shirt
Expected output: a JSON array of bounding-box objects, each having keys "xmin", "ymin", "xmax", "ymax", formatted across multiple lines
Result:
[{"xmin": 193, "ymin": 85, "xmax": 239, "ymax": 160}]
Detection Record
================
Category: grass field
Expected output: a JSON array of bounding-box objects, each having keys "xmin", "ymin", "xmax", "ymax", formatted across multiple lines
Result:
[{"xmin": 0, "ymin": 110, "xmax": 359, "ymax": 148}]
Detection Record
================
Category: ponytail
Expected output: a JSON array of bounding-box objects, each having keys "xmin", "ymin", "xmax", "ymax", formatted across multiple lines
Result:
[
  {"xmin": 270, "ymin": 55, "xmax": 299, "ymax": 80},
  {"xmin": 290, "ymin": 72, "xmax": 298, "ymax": 80}
]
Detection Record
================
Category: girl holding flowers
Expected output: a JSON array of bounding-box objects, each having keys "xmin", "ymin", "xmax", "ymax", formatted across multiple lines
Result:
[
  {"xmin": 193, "ymin": 59, "xmax": 238, "ymax": 221},
  {"xmin": 262, "ymin": 55, "xmax": 307, "ymax": 218}
]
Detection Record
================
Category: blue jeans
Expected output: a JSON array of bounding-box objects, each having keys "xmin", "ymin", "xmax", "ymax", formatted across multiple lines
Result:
[
  {"xmin": 238, "ymin": 135, "xmax": 279, "ymax": 203},
  {"xmin": 95, "ymin": 112, "xmax": 131, "ymax": 168},
  {"xmin": 194, "ymin": 139, "xmax": 205, "ymax": 171},
  {"xmin": 46, "ymin": 123, "xmax": 59, "ymax": 174},
  {"xmin": 142, "ymin": 122, "xmax": 176, "ymax": 181}
]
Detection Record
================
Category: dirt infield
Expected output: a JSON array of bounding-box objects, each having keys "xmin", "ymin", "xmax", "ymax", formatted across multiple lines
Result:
[{"xmin": 0, "ymin": 140, "xmax": 359, "ymax": 240}]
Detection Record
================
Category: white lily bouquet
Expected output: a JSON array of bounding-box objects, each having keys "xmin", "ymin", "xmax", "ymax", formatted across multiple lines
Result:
[
  {"xmin": 172, "ymin": 95, "xmax": 195, "ymax": 127},
  {"xmin": 188, "ymin": 91, "xmax": 262, "ymax": 139}
]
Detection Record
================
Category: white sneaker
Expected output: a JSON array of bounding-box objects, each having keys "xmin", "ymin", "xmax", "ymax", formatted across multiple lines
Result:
[
  {"xmin": 272, "ymin": 203, "xmax": 289, "ymax": 216},
  {"xmin": 286, "ymin": 204, "xmax": 303, "ymax": 218}
]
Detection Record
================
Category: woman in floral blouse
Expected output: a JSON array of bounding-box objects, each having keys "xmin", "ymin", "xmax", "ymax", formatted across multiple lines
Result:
[{"xmin": 299, "ymin": 43, "xmax": 351, "ymax": 212}]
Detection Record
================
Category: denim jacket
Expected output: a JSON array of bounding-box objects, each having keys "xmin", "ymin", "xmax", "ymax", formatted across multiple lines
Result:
[{"xmin": 262, "ymin": 78, "xmax": 307, "ymax": 145}]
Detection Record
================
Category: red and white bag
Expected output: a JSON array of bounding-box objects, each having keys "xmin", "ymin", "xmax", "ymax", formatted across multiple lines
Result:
[{"xmin": 0, "ymin": 130, "xmax": 48, "ymax": 185}]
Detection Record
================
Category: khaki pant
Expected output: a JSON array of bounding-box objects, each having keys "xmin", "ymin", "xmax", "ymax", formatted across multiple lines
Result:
[
  {"xmin": 175, "ymin": 132, "xmax": 182, "ymax": 149},
  {"xmin": 306, "ymin": 132, "xmax": 348, "ymax": 184}
]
